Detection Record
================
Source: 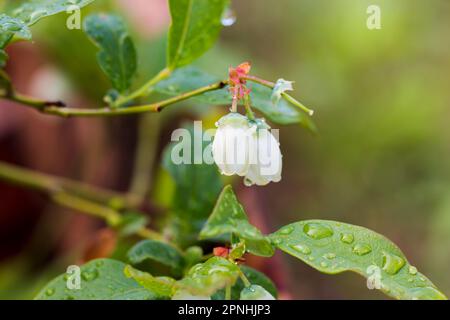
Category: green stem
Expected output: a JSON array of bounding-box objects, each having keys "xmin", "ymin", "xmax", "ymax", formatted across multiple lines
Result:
[
  {"xmin": 0, "ymin": 161, "xmax": 128, "ymax": 207},
  {"xmin": 244, "ymin": 95, "xmax": 255, "ymax": 120},
  {"xmin": 244, "ymin": 75, "xmax": 314, "ymax": 115},
  {"xmin": 225, "ymin": 284, "xmax": 232, "ymax": 300},
  {"xmin": 52, "ymin": 192, "xmax": 121, "ymax": 226},
  {"xmin": 3, "ymin": 81, "xmax": 227, "ymax": 117},
  {"xmin": 114, "ymin": 67, "xmax": 172, "ymax": 107},
  {"xmin": 238, "ymin": 269, "xmax": 252, "ymax": 287}
]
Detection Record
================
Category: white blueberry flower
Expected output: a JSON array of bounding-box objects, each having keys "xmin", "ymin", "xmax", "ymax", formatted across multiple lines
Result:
[
  {"xmin": 212, "ymin": 113, "xmax": 256, "ymax": 176},
  {"xmin": 240, "ymin": 285, "xmax": 276, "ymax": 300},
  {"xmin": 244, "ymin": 119, "xmax": 282, "ymax": 187},
  {"xmin": 212, "ymin": 113, "xmax": 282, "ymax": 187}
]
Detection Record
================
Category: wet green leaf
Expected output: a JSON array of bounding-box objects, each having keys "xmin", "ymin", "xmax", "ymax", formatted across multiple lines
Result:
[
  {"xmin": 167, "ymin": 0, "xmax": 229, "ymax": 69},
  {"xmin": 84, "ymin": 14, "xmax": 137, "ymax": 92},
  {"xmin": 123, "ymin": 265, "xmax": 175, "ymax": 298},
  {"xmin": 199, "ymin": 185, "xmax": 275, "ymax": 257},
  {"xmin": 9, "ymin": 0, "xmax": 95, "ymax": 26},
  {"xmin": 127, "ymin": 240, "xmax": 184, "ymax": 275},
  {"xmin": 270, "ymin": 220, "xmax": 448, "ymax": 300},
  {"xmin": 35, "ymin": 259, "xmax": 162, "ymax": 300},
  {"xmin": 155, "ymin": 67, "xmax": 316, "ymax": 131},
  {"xmin": 177, "ymin": 256, "xmax": 239, "ymax": 296}
]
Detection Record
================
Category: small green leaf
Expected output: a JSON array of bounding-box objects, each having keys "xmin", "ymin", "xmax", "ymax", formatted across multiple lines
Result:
[
  {"xmin": 162, "ymin": 124, "xmax": 223, "ymax": 246},
  {"xmin": 177, "ymin": 256, "xmax": 239, "ymax": 296},
  {"xmin": 127, "ymin": 240, "xmax": 184, "ymax": 275},
  {"xmin": 167, "ymin": 0, "xmax": 229, "ymax": 69},
  {"xmin": 212, "ymin": 265, "xmax": 278, "ymax": 300},
  {"xmin": 155, "ymin": 67, "xmax": 316, "ymax": 131},
  {"xmin": 84, "ymin": 14, "xmax": 137, "ymax": 93},
  {"xmin": 35, "ymin": 258, "xmax": 160, "ymax": 300},
  {"xmin": 123, "ymin": 265, "xmax": 175, "ymax": 299},
  {"xmin": 199, "ymin": 185, "xmax": 275, "ymax": 257},
  {"xmin": 271, "ymin": 78, "xmax": 294, "ymax": 106},
  {"xmin": 10, "ymin": 0, "xmax": 95, "ymax": 26},
  {"xmin": 270, "ymin": 220, "xmax": 448, "ymax": 300},
  {"xmin": 115, "ymin": 211, "xmax": 148, "ymax": 236}
]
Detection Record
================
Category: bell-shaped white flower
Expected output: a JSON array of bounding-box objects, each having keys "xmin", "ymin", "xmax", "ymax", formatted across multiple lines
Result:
[
  {"xmin": 244, "ymin": 120, "xmax": 282, "ymax": 187},
  {"xmin": 212, "ymin": 113, "xmax": 256, "ymax": 176}
]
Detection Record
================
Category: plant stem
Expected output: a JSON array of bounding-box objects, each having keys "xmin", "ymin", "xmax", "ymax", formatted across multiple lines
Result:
[
  {"xmin": 225, "ymin": 284, "xmax": 232, "ymax": 300},
  {"xmin": 238, "ymin": 269, "xmax": 252, "ymax": 287},
  {"xmin": 2, "ymin": 81, "xmax": 228, "ymax": 117},
  {"xmin": 52, "ymin": 192, "xmax": 121, "ymax": 226},
  {"xmin": 243, "ymin": 75, "xmax": 314, "ymax": 115},
  {"xmin": 0, "ymin": 161, "xmax": 128, "ymax": 207},
  {"xmin": 114, "ymin": 67, "xmax": 172, "ymax": 107}
]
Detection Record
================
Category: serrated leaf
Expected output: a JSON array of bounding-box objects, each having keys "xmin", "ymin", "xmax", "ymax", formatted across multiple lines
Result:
[
  {"xmin": 155, "ymin": 67, "xmax": 316, "ymax": 131},
  {"xmin": 177, "ymin": 256, "xmax": 239, "ymax": 296},
  {"xmin": 127, "ymin": 239, "xmax": 185, "ymax": 275},
  {"xmin": 212, "ymin": 265, "xmax": 278, "ymax": 300},
  {"xmin": 10, "ymin": 0, "xmax": 95, "ymax": 26},
  {"xmin": 123, "ymin": 265, "xmax": 175, "ymax": 299},
  {"xmin": 0, "ymin": 14, "xmax": 31, "ymax": 47},
  {"xmin": 84, "ymin": 14, "xmax": 137, "ymax": 93},
  {"xmin": 270, "ymin": 220, "xmax": 448, "ymax": 300},
  {"xmin": 167, "ymin": 0, "xmax": 229, "ymax": 69},
  {"xmin": 162, "ymin": 124, "xmax": 223, "ymax": 246},
  {"xmin": 199, "ymin": 185, "xmax": 275, "ymax": 257},
  {"xmin": 35, "ymin": 258, "xmax": 161, "ymax": 300}
]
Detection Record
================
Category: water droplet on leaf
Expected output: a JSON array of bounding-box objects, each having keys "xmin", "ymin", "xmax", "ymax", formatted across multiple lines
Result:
[
  {"xmin": 340, "ymin": 233, "xmax": 354, "ymax": 244},
  {"xmin": 352, "ymin": 243, "xmax": 372, "ymax": 256},
  {"xmin": 408, "ymin": 266, "xmax": 418, "ymax": 275},
  {"xmin": 290, "ymin": 244, "xmax": 311, "ymax": 255},
  {"xmin": 382, "ymin": 253, "xmax": 405, "ymax": 275},
  {"xmin": 221, "ymin": 8, "xmax": 237, "ymax": 27},
  {"xmin": 303, "ymin": 223, "xmax": 333, "ymax": 240}
]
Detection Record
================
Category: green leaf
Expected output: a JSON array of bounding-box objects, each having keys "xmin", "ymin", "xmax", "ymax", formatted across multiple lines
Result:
[
  {"xmin": 240, "ymin": 284, "xmax": 276, "ymax": 300},
  {"xmin": 177, "ymin": 256, "xmax": 239, "ymax": 296},
  {"xmin": 115, "ymin": 211, "xmax": 148, "ymax": 236},
  {"xmin": 0, "ymin": 14, "xmax": 31, "ymax": 47},
  {"xmin": 84, "ymin": 14, "xmax": 137, "ymax": 93},
  {"xmin": 127, "ymin": 240, "xmax": 185, "ymax": 275},
  {"xmin": 155, "ymin": 67, "xmax": 316, "ymax": 131},
  {"xmin": 123, "ymin": 265, "xmax": 175, "ymax": 299},
  {"xmin": 167, "ymin": 0, "xmax": 229, "ymax": 69},
  {"xmin": 212, "ymin": 265, "xmax": 278, "ymax": 300},
  {"xmin": 9, "ymin": 0, "xmax": 95, "ymax": 26},
  {"xmin": 35, "ymin": 258, "xmax": 162, "ymax": 300},
  {"xmin": 162, "ymin": 123, "xmax": 223, "ymax": 246},
  {"xmin": 199, "ymin": 185, "xmax": 275, "ymax": 257},
  {"xmin": 0, "ymin": 50, "xmax": 7, "ymax": 68},
  {"xmin": 270, "ymin": 220, "xmax": 448, "ymax": 300}
]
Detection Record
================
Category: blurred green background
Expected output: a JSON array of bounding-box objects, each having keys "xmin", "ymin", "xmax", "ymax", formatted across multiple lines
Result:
[{"xmin": 0, "ymin": 0, "xmax": 449, "ymax": 299}]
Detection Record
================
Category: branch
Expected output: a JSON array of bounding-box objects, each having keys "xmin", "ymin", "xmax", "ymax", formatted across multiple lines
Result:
[
  {"xmin": 243, "ymin": 75, "xmax": 314, "ymax": 115},
  {"xmin": 1, "ymin": 81, "xmax": 228, "ymax": 117}
]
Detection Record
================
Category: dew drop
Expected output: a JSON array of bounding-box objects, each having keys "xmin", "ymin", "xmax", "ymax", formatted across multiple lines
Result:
[
  {"xmin": 45, "ymin": 288, "xmax": 55, "ymax": 296},
  {"xmin": 279, "ymin": 225, "xmax": 294, "ymax": 235},
  {"xmin": 323, "ymin": 253, "xmax": 336, "ymax": 260},
  {"xmin": 382, "ymin": 253, "xmax": 405, "ymax": 275},
  {"xmin": 81, "ymin": 268, "xmax": 99, "ymax": 282},
  {"xmin": 352, "ymin": 243, "xmax": 372, "ymax": 256},
  {"xmin": 340, "ymin": 233, "xmax": 354, "ymax": 244},
  {"xmin": 290, "ymin": 244, "xmax": 311, "ymax": 255},
  {"xmin": 303, "ymin": 223, "xmax": 333, "ymax": 240},
  {"xmin": 320, "ymin": 261, "xmax": 328, "ymax": 268},
  {"xmin": 408, "ymin": 266, "xmax": 418, "ymax": 275},
  {"xmin": 221, "ymin": 8, "xmax": 236, "ymax": 27}
]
